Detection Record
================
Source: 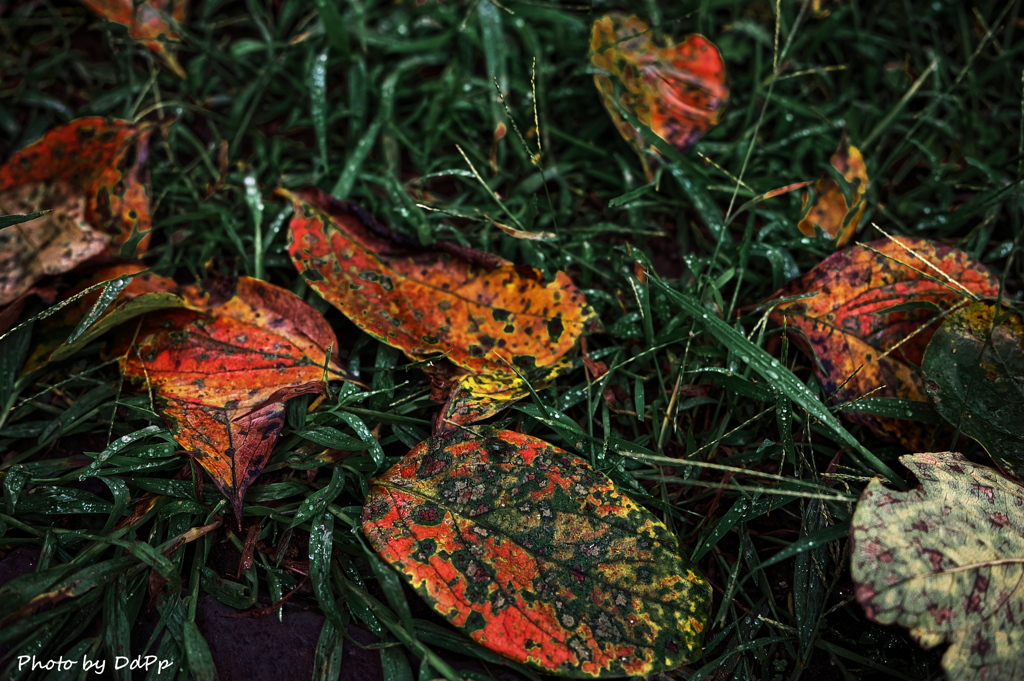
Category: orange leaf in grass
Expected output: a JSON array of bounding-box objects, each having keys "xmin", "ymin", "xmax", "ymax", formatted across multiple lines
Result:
[
  {"xmin": 590, "ymin": 14, "xmax": 728, "ymax": 178},
  {"xmin": 0, "ymin": 118, "xmax": 154, "ymax": 307},
  {"xmin": 79, "ymin": 0, "xmax": 188, "ymax": 77},
  {"xmin": 281, "ymin": 187, "xmax": 595, "ymax": 433},
  {"xmin": 115, "ymin": 276, "xmax": 346, "ymax": 520},
  {"xmin": 798, "ymin": 133, "xmax": 869, "ymax": 247},
  {"xmin": 768, "ymin": 237, "xmax": 999, "ymax": 450}
]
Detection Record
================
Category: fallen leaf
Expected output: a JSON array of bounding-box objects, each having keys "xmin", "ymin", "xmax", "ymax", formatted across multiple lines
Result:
[
  {"xmin": 0, "ymin": 118, "xmax": 155, "ymax": 306},
  {"xmin": 590, "ymin": 14, "xmax": 728, "ymax": 178},
  {"xmin": 362, "ymin": 427, "xmax": 711, "ymax": 678},
  {"xmin": 798, "ymin": 133, "xmax": 869, "ymax": 246},
  {"xmin": 923, "ymin": 303, "xmax": 1024, "ymax": 478},
  {"xmin": 769, "ymin": 237, "xmax": 999, "ymax": 450},
  {"xmin": 851, "ymin": 451, "xmax": 1024, "ymax": 681},
  {"xmin": 116, "ymin": 276, "xmax": 346, "ymax": 520},
  {"xmin": 79, "ymin": 0, "xmax": 188, "ymax": 78},
  {"xmin": 281, "ymin": 187, "xmax": 595, "ymax": 432}
]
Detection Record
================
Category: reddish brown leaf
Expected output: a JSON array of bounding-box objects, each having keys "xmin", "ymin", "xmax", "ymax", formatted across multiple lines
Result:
[
  {"xmin": 798, "ymin": 134, "xmax": 869, "ymax": 247},
  {"xmin": 116, "ymin": 276, "xmax": 346, "ymax": 520},
  {"xmin": 0, "ymin": 118, "xmax": 154, "ymax": 306},
  {"xmin": 79, "ymin": 0, "xmax": 188, "ymax": 77},
  {"xmin": 362, "ymin": 427, "xmax": 711, "ymax": 677},
  {"xmin": 281, "ymin": 187, "xmax": 595, "ymax": 432},
  {"xmin": 590, "ymin": 14, "xmax": 729, "ymax": 178},
  {"xmin": 768, "ymin": 237, "xmax": 999, "ymax": 449}
]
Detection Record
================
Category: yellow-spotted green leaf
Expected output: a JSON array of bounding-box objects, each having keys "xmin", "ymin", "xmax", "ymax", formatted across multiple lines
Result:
[{"xmin": 361, "ymin": 426, "xmax": 711, "ymax": 678}]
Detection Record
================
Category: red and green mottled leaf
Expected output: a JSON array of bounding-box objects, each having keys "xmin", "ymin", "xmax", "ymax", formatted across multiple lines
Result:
[
  {"xmin": 923, "ymin": 303, "xmax": 1024, "ymax": 478},
  {"xmin": 590, "ymin": 14, "xmax": 728, "ymax": 178},
  {"xmin": 116, "ymin": 276, "xmax": 346, "ymax": 520},
  {"xmin": 768, "ymin": 237, "xmax": 999, "ymax": 450},
  {"xmin": 0, "ymin": 118, "xmax": 154, "ymax": 306},
  {"xmin": 282, "ymin": 187, "xmax": 595, "ymax": 432},
  {"xmin": 851, "ymin": 451, "xmax": 1024, "ymax": 681},
  {"xmin": 798, "ymin": 133, "xmax": 869, "ymax": 247},
  {"xmin": 79, "ymin": 0, "xmax": 188, "ymax": 77},
  {"xmin": 362, "ymin": 427, "xmax": 711, "ymax": 678}
]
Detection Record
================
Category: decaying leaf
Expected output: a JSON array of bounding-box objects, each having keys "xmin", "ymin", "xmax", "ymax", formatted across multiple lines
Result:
[
  {"xmin": 282, "ymin": 187, "xmax": 595, "ymax": 432},
  {"xmin": 923, "ymin": 303, "xmax": 1024, "ymax": 478},
  {"xmin": 590, "ymin": 14, "xmax": 728, "ymax": 178},
  {"xmin": 116, "ymin": 276, "xmax": 346, "ymax": 519},
  {"xmin": 798, "ymin": 133, "xmax": 869, "ymax": 247},
  {"xmin": 851, "ymin": 451, "xmax": 1024, "ymax": 681},
  {"xmin": 362, "ymin": 427, "xmax": 711, "ymax": 678},
  {"xmin": 79, "ymin": 0, "xmax": 188, "ymax": 77},
  {"xmin": 0, "ymin": 118, "xmax": 154, "ymax": 306},
  {"xmin": 769, "ymin": 237, "xmax": 999, "ymax": 450}
]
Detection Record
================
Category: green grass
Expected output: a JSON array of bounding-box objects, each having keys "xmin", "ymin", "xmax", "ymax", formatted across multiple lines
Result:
[{"xmin": 1, "ymin": 0, "xmax": 1022, "ymax": 679}]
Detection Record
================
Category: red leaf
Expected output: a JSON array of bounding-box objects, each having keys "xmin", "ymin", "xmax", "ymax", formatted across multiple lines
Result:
[
  {"xmin": 768, "ymin": 237, "xmax": 1000, "ymax": 449},
  {"xmin": 116, "ymin": 276, "xmax": 346, "ymax": 520}
]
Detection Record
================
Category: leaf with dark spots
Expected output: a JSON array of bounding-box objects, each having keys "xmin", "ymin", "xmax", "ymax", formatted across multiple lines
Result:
[
  {"xmin": 281, "ymin": 187, "xmax": 596, "ymax": 433},
  {"xmin": 590, "ymin": 14, "xmax": 729, "ymax": 179},
  {"xmin": 798, "ymin": 133, "xmax": 869, "ymax": 247},
  {"xmin": 923, "ymin": 303, "xmax": 1024, "ymax": 478},
  {"xmin": 79, "ymin": 0, "xmax": 188, "ymax": 77},
  {"xmin": 768, "ymin": 237, "xmax": 999, "ymax": 450},
  {"xmin": 0, "ymin": 118, "xmax": 155, "ymax": 307},
  {"xmin": 114, "ymin": 276, "xmax": 347, "ymax": 521},
  {"xmin": 851, "ymin": 452, "xmax": 1024, "ymax": 681},
  {"xmin": 361, "ymin": 427, "xmax": 711, "ymax": 678}
]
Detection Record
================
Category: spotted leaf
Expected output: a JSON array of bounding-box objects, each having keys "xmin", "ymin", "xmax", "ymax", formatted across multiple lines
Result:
[
  {"xmin": 362, "ymin": 427, "xmax": 711, "ymax": 678},
  {"xmin": 923, "ymin": 303, "xmax": 1024, "ymax": 478},
  {"xmin": 115, "ymin": 276, "xmax": 346, "ymax": 520},
  {"xmin": 281, "ymin": 187, "xmax": 595, "ymax": 432},
  {"xmin": 0, "ymin": 118, "xmax": 154, "ymax": 306},
  {"xmin": 25, "ymin": 265, "xmax": 184, "ymax": 369},
  {"xmin": 798, "ymin": 133, "xmax": 869, "ymax": 247},
  {"xmin": 768, "ymin": 237, "xmax": 999, "ymax": 450},
  {"xmin": 851, "ymin": 452, "xmax": 1024, "ymax": 681},
  {"xmin": 79, "ymin": 0, "xmax": 188, "ymax": 77},
  {"xmin": 590, "ymin": 14, "xmax": 728, "ymax": 178}
]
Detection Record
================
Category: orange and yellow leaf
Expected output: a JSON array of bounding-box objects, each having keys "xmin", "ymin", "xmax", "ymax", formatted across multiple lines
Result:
[{"xmin": 591, "ymin": 14, "xmax": 728, "ymax": 177}]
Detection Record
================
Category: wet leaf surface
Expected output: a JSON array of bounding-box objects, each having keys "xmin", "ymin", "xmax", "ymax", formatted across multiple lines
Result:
[
  {"xmin": 362, "ymin": 426, "xmax": 711, "ymax": 678},
  {"xmin": 923, "ymin": 303, "xmax": 1024, "ymax": 478},
  {"xmin": 798, "ymin": 133, "xmax": 869, "ymax": 247},
  {"xmin": 25, "ymin": 264, "xmax": 184, "ymax": 367},
  {"xmin": 0, "ymin": 118, "xmax": 154, "ymax": 306},
  {"xmin": 851, "ymin": 451, "xmax": 1024, "ymax": 681},
  {"xmin": 79, "ymin": 0, "xmax": 188, "ymax": 77},
  {"xmin": 769, "ymin": 237, "xmax": 999, "ymax": 450},
  {"xmin": 282, "ymin": 187, "xmax": 595, "ymax": 432},
  {"xmin": 116, "ymin": 276, "xmax": 346, "ymax": 519},
  {"xmin": 590, "ymin": 13, "xmax": 728, "ymax": 177}
]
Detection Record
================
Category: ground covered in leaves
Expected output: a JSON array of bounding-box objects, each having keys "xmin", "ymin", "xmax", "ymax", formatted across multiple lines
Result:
[{"xmin": 1, "ymin": 1, "xmax": 1022, "ymax": 680}]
